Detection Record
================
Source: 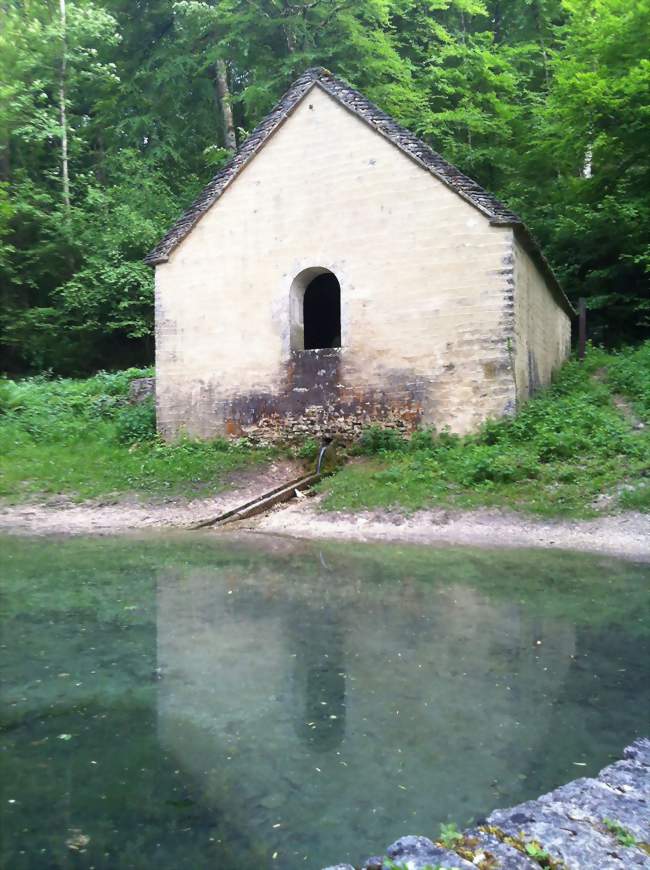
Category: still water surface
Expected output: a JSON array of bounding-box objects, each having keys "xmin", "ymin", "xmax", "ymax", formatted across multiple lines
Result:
[{"xmin": 1, "ymin": 532, "xmax": 649, "ymax": 869}]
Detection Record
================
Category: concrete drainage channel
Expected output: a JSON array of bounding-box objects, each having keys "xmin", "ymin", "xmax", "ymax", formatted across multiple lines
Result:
[
  {"xmin": 190, "ymin": 441, "xmax": 337, "ymax": 530},
  {"xmin": 322, "ymin": 738, "xmax": 650, "ymax": 870},
  {"xmin": 190, "ymin": 470, "xmax": 323, "ymax": 529}
]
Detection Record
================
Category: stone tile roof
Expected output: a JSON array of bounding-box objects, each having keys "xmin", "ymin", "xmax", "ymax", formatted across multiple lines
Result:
[{"xmin": 145, "ymin": 67, "xmax": 574, "ymax": 316}]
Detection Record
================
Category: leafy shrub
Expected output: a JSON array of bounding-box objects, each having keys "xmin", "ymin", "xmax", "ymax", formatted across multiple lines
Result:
[
  {"xmin": 294, "ymin": 437, "xmax": 320, "ymax": 460},
  {"xmin": 321, "ymin": 342, "xmax": 650, "ymax": 517},
  {"xmin": 455, "ymin": 446, "xmax": 541, "ymax": 485},
  {"xmin": 0, "ymin": 379, "xmax": 23, "ymax": 415},
  {"xmin": 407, "ymin": 429, "xmax": 437, "ymax": 452},
  {"xmin": 357, "ymin": 425, "xmax": 406, "ymax": 454},
  {"xmin": 114, "ymin": 399, "xmax": 156, "ymax": 444},
  {"xmin": 0, "ymin": 367, "xmax": 271, "ymax": 502},
  {"xmin": 476, "ymin": 354, "xmax": 642, "ymax": 463},
  {"xmin": 607, "ymin": 344, "xmax": 650, "ymax": 421},
  {"xmin": 0, "ymin": 367, "xmax": 153, "ymax": 442}
]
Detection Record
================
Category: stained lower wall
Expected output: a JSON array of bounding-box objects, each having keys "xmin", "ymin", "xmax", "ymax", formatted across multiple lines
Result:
[{"xmin": 201, "ymin": 347, "xmax": 430, "ymax": 442}]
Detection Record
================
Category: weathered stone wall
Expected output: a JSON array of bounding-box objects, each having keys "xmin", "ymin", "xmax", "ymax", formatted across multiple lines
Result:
[
  {"xmin": 155, "ymin": 86, "xmax": 518, "ymax": 442},
  {"xmin": 512, "ymin": 238, "xmax": 572, "ymax": 405}
]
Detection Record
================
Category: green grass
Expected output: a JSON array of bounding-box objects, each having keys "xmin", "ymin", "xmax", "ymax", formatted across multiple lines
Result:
[
  {"xmin": 0, "ymin": 369, "xmax": 274, "ymax": 503},
  {"xmin": 317, "ymin": 343, "xmax": 650, "ymax": 519},
  {"xmin": 2, "ymin": 344, "xmax": 650, "ymax": 516}
]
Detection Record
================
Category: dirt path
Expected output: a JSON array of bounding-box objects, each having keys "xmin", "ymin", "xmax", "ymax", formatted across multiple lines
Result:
[
  {"xmin": 0, "ymin": 459, "xmax": 303, "ymax": 536},
  {"xmin": 1, "ymin": 462, "xmax": 649, "ymax": 560}
]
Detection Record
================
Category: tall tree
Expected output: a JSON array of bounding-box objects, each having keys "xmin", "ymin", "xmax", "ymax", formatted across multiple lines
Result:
[
  {"xmin": 214, "ymin": 58, "xmax": 237, "ymax": 152},
  {"xmin": 59, "ymin": 0, "xmax": 71, "ymax": 213},
  {"xmin": 517, "ymin": 0, "xmax": 650, "ymax": 342}
]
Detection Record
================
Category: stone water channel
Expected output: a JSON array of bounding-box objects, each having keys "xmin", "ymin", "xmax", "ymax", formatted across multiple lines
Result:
[{"xmin": 1, "ymin": 532, "xmax": 649, "ymax": 869}]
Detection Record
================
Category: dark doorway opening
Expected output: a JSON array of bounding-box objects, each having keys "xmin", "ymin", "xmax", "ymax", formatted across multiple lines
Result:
[{"xmin": 303, "ymin": 273, "xmax": 341, "ymax": 350}]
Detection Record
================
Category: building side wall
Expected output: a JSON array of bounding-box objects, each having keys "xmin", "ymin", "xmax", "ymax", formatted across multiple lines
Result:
[
  {"xmin": 512, "ymin": 237, "xmax": 572, "ymax": 405},
  {"xmin": 155, "ymin": 86, "xmax": 517, "ymax": 441}
]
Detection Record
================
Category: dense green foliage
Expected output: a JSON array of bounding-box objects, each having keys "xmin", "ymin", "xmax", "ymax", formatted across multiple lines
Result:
[
  {"xmin": 0, "ymin": 368, "xmax": 273, "ymax": 501},
  {"xmin": 319, "ymin": 343, "xmax": 650, "ymax": 517},
  {"xmin": 607, "ymin": 341, "xmax": 650, "ymax": 419},
  {"xmin": 1, "ymin": 0, "xmax": 648, "ymax": 374}
]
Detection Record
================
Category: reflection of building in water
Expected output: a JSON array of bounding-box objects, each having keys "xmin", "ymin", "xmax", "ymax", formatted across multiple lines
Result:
[
  {"xmin": 155, "ymin": 546, "xmax": 577, "ymax": 866},
  {"xmin": 289, "ymin": 607, "xmax": 346, "ymax": 752}
]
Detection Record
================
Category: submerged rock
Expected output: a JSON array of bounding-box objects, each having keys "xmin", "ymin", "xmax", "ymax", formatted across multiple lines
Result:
[{"xmin": 259, "ymin": 792, "xmax": 286, "ymax": 810}]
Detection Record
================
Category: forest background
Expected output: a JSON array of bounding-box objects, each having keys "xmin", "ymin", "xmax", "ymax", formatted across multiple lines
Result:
[{"xmin": 1, "ymin": 0, "xmax": 648, "ymax": 376}]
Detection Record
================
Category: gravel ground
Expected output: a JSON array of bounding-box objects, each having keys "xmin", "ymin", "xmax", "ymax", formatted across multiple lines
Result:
[
  {"xmin": 1, "ymin": 465, "xmax": 649, "ymax": 561},
  {"xmin": 256, "ymin": 496, "xmax": 650, "ymax": 561},
  {"xmin": 0, "ymin": 459, "xmax": 304, "ymax": 536}
]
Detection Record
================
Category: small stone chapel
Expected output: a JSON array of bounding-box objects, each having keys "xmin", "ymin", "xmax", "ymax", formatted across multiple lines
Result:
[{"xmin": 146, "ymin": 67, "xmax": 573, "ymax": 441}]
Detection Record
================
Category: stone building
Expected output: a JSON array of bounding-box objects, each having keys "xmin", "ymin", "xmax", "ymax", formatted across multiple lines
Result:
[{"xmin": 146, "ymin": 67, "xmax": 573, "ymax": 442}]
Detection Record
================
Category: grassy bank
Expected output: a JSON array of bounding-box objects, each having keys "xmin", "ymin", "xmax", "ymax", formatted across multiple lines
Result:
[
  {"xmin": 2, "ymin": 345, "xmax": 649, "ymax": 517},
  {"xmin": 318, "ymin": 343, "xmax": 650, "ymax": 518},
  {"xmin": 0, "ymin": 369, "xmax": 274, "ymax": 503}
]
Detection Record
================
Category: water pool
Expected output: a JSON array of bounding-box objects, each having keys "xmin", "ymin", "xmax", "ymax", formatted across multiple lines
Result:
[{"xmin": 1, "ymin": 532, "xmax": 648, "ymax": 868}]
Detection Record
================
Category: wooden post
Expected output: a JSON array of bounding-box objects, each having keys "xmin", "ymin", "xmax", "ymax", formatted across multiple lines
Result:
[{"xmin": 578, "ymin": 297, "xmax": 587, "ymax": 361}]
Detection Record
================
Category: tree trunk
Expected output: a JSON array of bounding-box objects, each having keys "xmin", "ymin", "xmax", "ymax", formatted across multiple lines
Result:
[
  {"xmin": 284, "ymin": 24, "xmax": 297, "ymax": 54},
  {"xmin": 0, "ymin": 134, "xmax": 10, "ymax": 183},
  {"xmin": 215, "ymin": 59, "xmax": 236, "ymax": 153},
  {"xmin": 532, "ymin": 0, "xmax": 550, "ymax": 87},
  {"xmin": 492, "ymin": 0, "xmax": 502, "ymax": 44},
  {"xmin": 59, "ymin": 0, "xmax": 70, "ymax": 213}
]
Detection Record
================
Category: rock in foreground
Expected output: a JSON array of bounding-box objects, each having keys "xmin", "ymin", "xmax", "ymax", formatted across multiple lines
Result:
[{"xmin": 323, "ymin": 738, "xmax": 650, "ymax": 869}]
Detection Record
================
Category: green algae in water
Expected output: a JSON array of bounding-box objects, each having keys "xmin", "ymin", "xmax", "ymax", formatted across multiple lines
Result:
[{"xmin": 1, "ymin": 533, "xmax": 649, "ymax": 869}]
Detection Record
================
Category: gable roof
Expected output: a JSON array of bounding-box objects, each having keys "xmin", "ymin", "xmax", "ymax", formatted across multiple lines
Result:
[{"xmin": 145, "ymin": 67, "xmax": 574, "ymax": 316}]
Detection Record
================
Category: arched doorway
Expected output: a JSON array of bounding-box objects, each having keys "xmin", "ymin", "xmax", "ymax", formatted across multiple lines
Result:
[
  {"xmin": 303, "ymin": 272, "xmax": 341, "ymax": 350},
  {"xmin": 289, "ymin": 267, "xmax": 341, "ymax": 351}
]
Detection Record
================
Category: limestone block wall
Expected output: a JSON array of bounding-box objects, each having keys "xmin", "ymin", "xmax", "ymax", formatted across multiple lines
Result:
[
  {"xmin": 155, "ymin": 86, "xmax": 521, "ymax": 442},
  {"xmin": 512, "ymin": 237, "xmax": 572, "ymax": 404}
]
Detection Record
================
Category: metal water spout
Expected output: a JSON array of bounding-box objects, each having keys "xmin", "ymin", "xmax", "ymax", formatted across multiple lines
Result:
[{"xmin": 316, "ymin": 437, "xmax": 334, "ymax": 474}]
